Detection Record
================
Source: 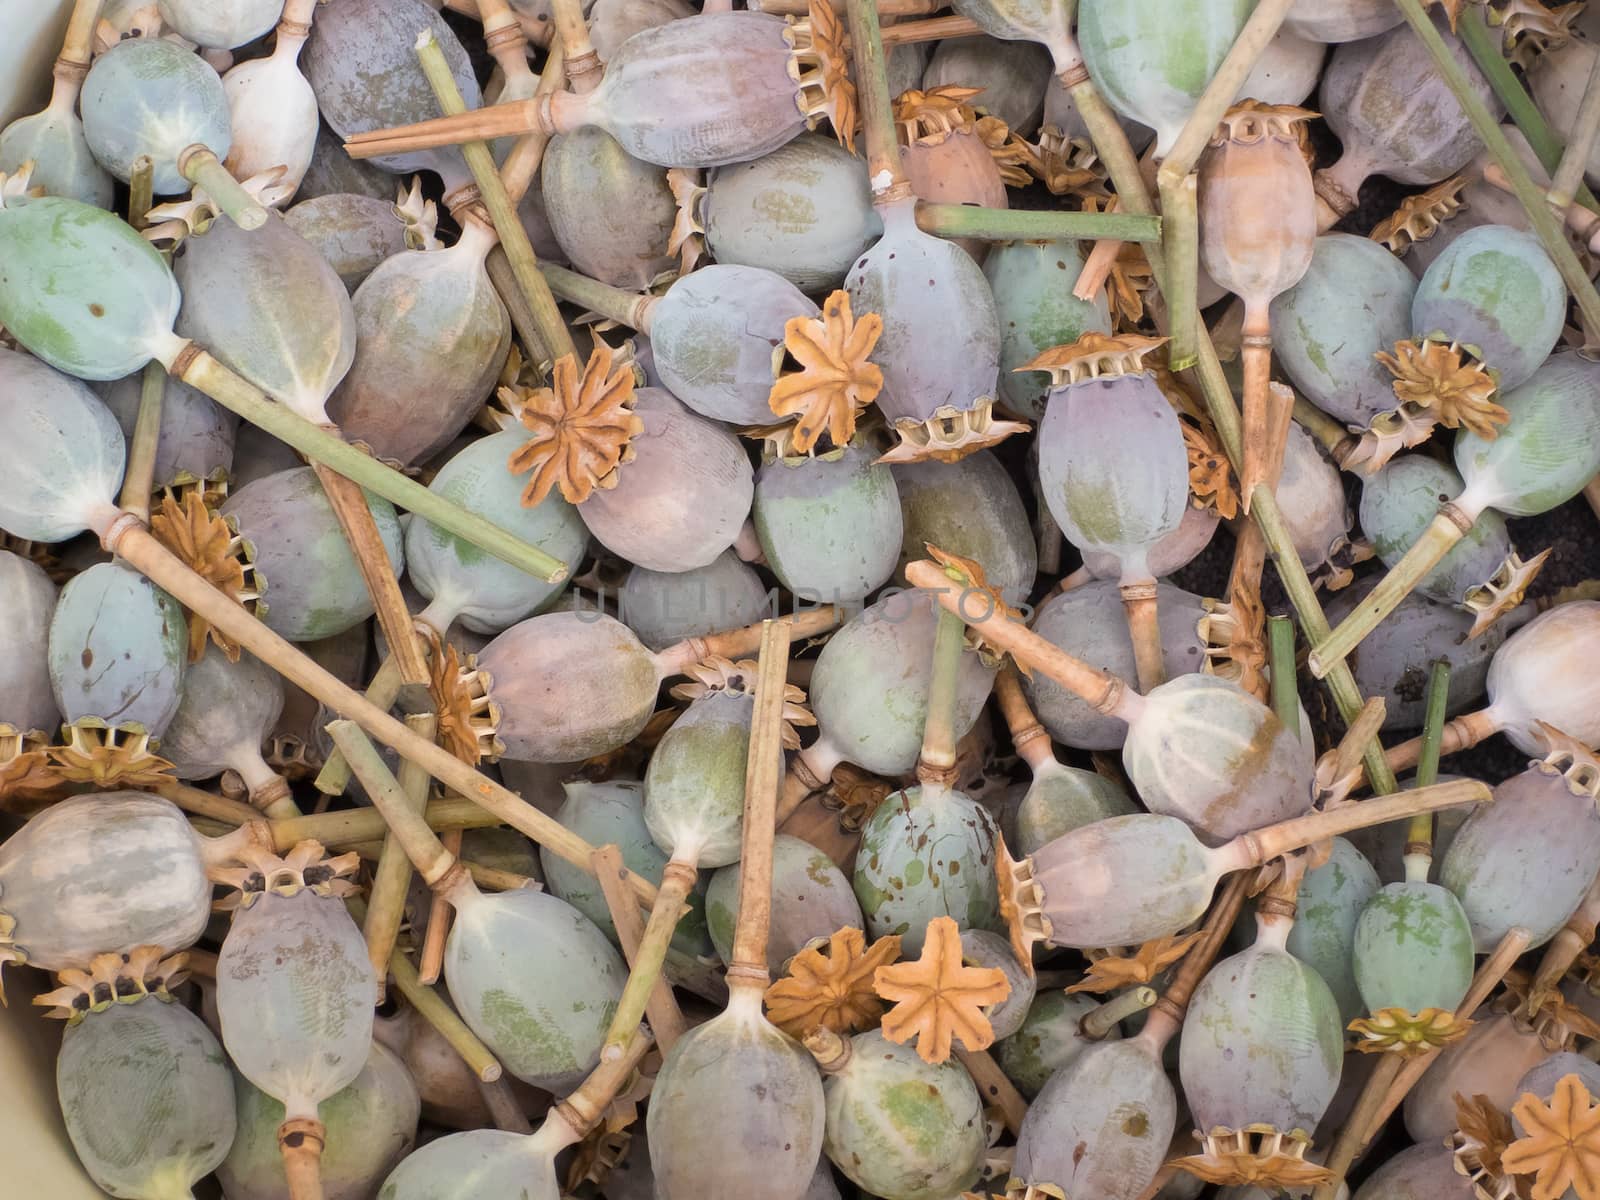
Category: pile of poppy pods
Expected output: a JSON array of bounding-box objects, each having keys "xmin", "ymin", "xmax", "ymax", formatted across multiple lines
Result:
[{"xmin": 12, "ymin": 0, "xmax": 1600, "ymax": 1197}]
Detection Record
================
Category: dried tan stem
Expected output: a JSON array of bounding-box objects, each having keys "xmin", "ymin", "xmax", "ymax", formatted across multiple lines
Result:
[
  {"xmin": 547, "ymin": 0, "xmax": 601, "ymax": 92},
  {"xmin": 1529, "ymin": 872, "xmax": 1600, "ymax": 1006},
  {"xmin": 419, "ymin": 827, "xmax": 462, "ymax": 985},
  {"xmin": 278, "ymin": 1118, "xmax": 325, "ymax": 1200},
  {"xmin": 1134, "ymin": 871, "xmax": 1252, "ymax": 1052},
  {"xmin": 58, "ymin": 0, "xmax": 104, "ymax": 67},
  {"xmin": 387, "ymin": 940, "xmax": 504, "ymax": 1083},
  {"xmin": 1120, "ymin": 580, "xmax": 1166, "ymax": 693},
  {"xmin": 1246, "ymin": 781, "xmax": 1493, "ymax": 867},
  {"xmin": 878, "ymin": 14, "xmax": 981, "ymax": 45},
  {"xmin": 501, "ymin": 40, "xmax": 566, "ymax": 206},
  {"xmin": 591, "ymin": 843, "xmax": 688, "ymax": 1054},
  {"xmin": 845, "ymin": 0, "xmax": 909, "ymax": 195},
  {"xmin": 364, "ymin": 712, "xmax": 437, "ymax": 998},
  {"xmin": 654, "ymin": 607, "xmax": 843, "ymax": 677},
  {"xmin": 955, "ymin": 1046, "xmax": 1028, "ymax": 1134},
  {"xmin": 994, "ymin": 664, "xmax": 1056, "ymax": 773}
]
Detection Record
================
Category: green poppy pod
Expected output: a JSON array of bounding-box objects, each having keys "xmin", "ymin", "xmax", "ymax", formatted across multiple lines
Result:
[
  {"xmin": 158, "ymin": 646, "xmax": 288, "ymax": 814},
  {"xmin": 542, "ymin": 130, "xmax": 676, "ymax": 289},
  {"xmin": 0, "ymin": 793, "xmax": 217, "ymax": 974},
  {"xmin": 0, "ymin": 348, "xmax": 125, "ymax": 541},
  {"xmin": 925, "ymin": 36, "xmax": 1052, "ymax": 134},
  {"xmin": 706, "ymin": 834, "xmax": 859, "ymax": 972},
  {"xmin": 0, "ymin": 550, "xmax": 59, "ymax": 736},
  {"xmin": 48, "ymin": 561, "xmax": 186, "ymax": 736},
  {"xmin": 702, "ymin": 133, "xmax": 880, "ymax": 292},
  {"xmin": 283, "ymin": 193, "xmax": 409, "ymax": 292},
  {"xmin": 1270, "ymin": 234, "xmax": 1417, "ymax": 431},
  {"xmin": 406, "ymin": 430, "xmax": 586, "ymax": 636},
  {"xmin": 1440, "ymin": 755, "xmax": 1600, "ymax": 951},
  {"xmin": 0, "ymin": 196, "xmax": 179, "ymax": 381},
  {"xmin": 1078, "ymin": 0, "xmax": 1254, "ymax": 156},
  {"xmin": 997, "ymin": 990, "xmax": 1111, "ymax": 1098},
  {"xmin": 806, "ymin": 589, "xmax": 997, "ymax": 778},
  {"xmin": 173, "ymin": 210, "xmax": 357, "ymax": 426},
  {"xmin": 1350, "ymin": 1140, "xmax": 1469, "ymax": 1200},
  {"xmin": 99, "ymin": 371, "xmax": 235, "ymax": 492},
  {"xmin": 1316, "ymin": 14, "xmax": 1501, "ymax": 222},
  {"xmin": 159, "ymin": 0, "xmax": 281, "ymax": 48},
  {"xmin": 854, "ymin": 780, "xmax": 1000, "ymax": 955},
  {"xmin": 0, "ymin": 89, "xmax": 114, "ymax": 208},
  {"xmin": 1352, "ymin": 880, "xmax": 1475, "ymax": 1018},
  {"xmin": 1286, "ymin": 837, "xmax": 1381, "ymax": 1026},
  {"xmin": 220, "ymin": 466, "xmax": 403, "ymax": 641},
  {"xmin": 986, "ymin": 239, "xmax": 1111, "ymax": 421},
  {"xmin": 1024, "ymin": 581, "xmax": 1207, "ymax": 751},
  {"xmin": 1412, "ymin": 226, "xmax": 1565, "ymax": 394},
  {"xmin": 1180, "ymin": 916, "xmax": 1344, "ymax": 1141},
  {"xmin": 1013, "ymin": 1036, "xmax": 1176, "ymax": 1200},
  {"xmin": 326, "ymin": 221, "xmax": 509, "ymax": 465},
  {"xmin": 962, "ymin": 928, "xmax": 1035, "ymax": 1039},
  {"xmin": 1011, "ymin": 760, "xmax": 1137, "ymax": 858},
  {"xmin": 890, "ymin": 451, "xmax": 1037, "ymax": 605},
  {"xmin": 754, "ymin": 443, "xmax": 902, "ymax": 604},
  {"xmin": 620, "ymin": 551, "xmax": 771, "ymax": 651},
  {"xmin": 53, "ymin": 958, "xmax": 236, "ymax": 1200},
  {"xmin": 814, "ymin": 1029, "xmax": 986, "ymax": 1200},
  {"xmin": 80, "ymin": 38, "xmax": 231, "ymax": 194},
  {"xmin": 219, "ymin": 1043, "xmax": 419, "ymax": 1200},
  {"xmin": 647, "ymin": 989, "xmax": 826, "ymax": 1199},
  {"xmin": 1404, "ymin": 1012, "xmax": 1547, "ymax": 1142},
  {"xmin": 1285, "ymin": 0, "xmax": 1403, "ymax": 42}
]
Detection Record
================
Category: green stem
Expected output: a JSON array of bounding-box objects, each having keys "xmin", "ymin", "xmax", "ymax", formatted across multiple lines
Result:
[
  {"xmin": 386, "ymin": 934, "xmax": 504, "ymax": 1082},
  {"xmin": 175, "ymin": 349, "xmax": 569, "ymax": 583},
  {"xmin": 271, "ymin": 795, "xmax": 503, "ymax": 849},
  {"xmin": 178, "ymin": 146, "xmax": 267, "ymax": 231},
  {"xmin": 846, "ymin": 0, "xmax": 908, "ymax": 192},
  {"xmin": 1549, "ymin": 46, "xmax": 1600, "ymax": 212},
  {"xmin": 1411, "ymin": 2, "xmax": 1600, "ymax": 339},
  {"xmin": 1267, "ymin": 614, "xmax": 1298, "ymax": 735},
  {"xmin": 314, "ymin": 653, "xmax": 405, "ymax": 796},
  {"xmin": 415, "ymin": 32, "xmax": 578, "ymax": 364},
  {"xmin": 127, "ymin": 154, "xmax": 154, "ymax": 230},
  {"xmin": 1080, "ymin": 985, "xmax": 1156, "ymax": 1040},
  {"xmin": 913, "ymin": 203, "xmax": 1160, "ymax": 242},
  {"xmin": 119, "ymin": 362, "xmax": 165, "ymax": 521},
  {"xmin": 486, "ymin": 245, "xmax": 554, "ymax": 377},
  {"xmin": 539, "ymin": 262, "xmax": 654, "ymax": 329},
  {"xmin": 1403, "ymin": 658, "xmax": 1452, "ymax": 875},
  {"xmin": 363, "ymin": 712, "xmax": 437, "ymax": 998},
  {"xmin": 1158, "ymin": 171, "xmax": 1199, "ymax": 370},
  {"xmin": 1456, "ymin": 5, "xmax": 1600, "ymax": 217},
  {"xmin": 603, "ymin": 860, "xmax": 695, "ymax": 1058},
  {"xmin": 1292, "ymin": 395, "xmax": 1355, "ymax": 462},
  {"xmin": 919, "ymin": 607, "xmax": 968, "ymax": 772}
]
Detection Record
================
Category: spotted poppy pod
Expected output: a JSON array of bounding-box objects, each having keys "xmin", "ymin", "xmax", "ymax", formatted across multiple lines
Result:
[
  {"xmin": 706, "ymin": 835, "xmax": 860, "ymax": 972},
  {"xmin": 0, "ymin": 551, "xmax": 60, "ymax": 738},
  {"xmin": 1285, "ymin": 0, "xmax": 1404, "ymax": 43},
  {"xmin": 1286, "ymin": 837, "xmax": 1381, "ymax": 1027},
  {"xmin": 282, "ymin": 193, "xmax": 410, "ymax": 292},
  {"xmin": 890, "ymin": 450, "xmax": 1037, "ymax": 604},
  {"xmin": 986, "ymin": 239, "xmax": 1111, "ymax": 421},
  {"xmin": 620, "ymin": 552, "xmax": 771, "ymax": 651},
  {"xmin": 542, "ymin": 129, "xmax": 678, "ymax": 290}
]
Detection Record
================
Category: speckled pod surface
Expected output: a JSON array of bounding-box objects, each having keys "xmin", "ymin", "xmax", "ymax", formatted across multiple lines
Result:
[
  {"xmin": 1359, "ymin": 456, "xmax": 1513, "ymax": 605},
  {"xmin": 987, "ymin": 240, "xmax": 1111, "ymax": 421},
  {"xmin": 283, "ymin": 194, "xmax": 410, "ymax": 293},
  {"xmin": 1286, "ymin": 837, "xmax": 1381, "ymax": 1026},
  {"xmin": 99, "ymin": 371, "xmax": 235, "ymax": 492},
  {"xmin": 159, "ymin": 647, "xmax": 283, "ymax": 780},
  {"xmin": 755, "ymin": 445, "xmax": 902, "ymax": 603},
  {"xmin": 0, "ymin": 101, "xmax": 114, "ymax": 208},
  {"xmin": 1352, "ymin": 880, "xmax": 1475, "ymax": 1016},
  {"xmin": 0, "ymin": 550, "xmax": 60, "ymax": 736},
  {"xmin": 997, "ymin": 990, "xmax": 1109, "ymax": 1097},
  {"xmin": 543, "ymin": 130, "xmax": 677, "ymax": 289},
  {"xmin": 81, "ymin": 37, "xmax": 231, "ymax": 191},
  {"xmin": 49, "ymin": 561, "xmax": 186, "ymax": 735},
  {"xmin": 221, "ymin": 466, "xmax": 404, "ymax": 641},
  {"xmin": 1012, "ymin": 761, "xmax": 1137, "ymax": 858},
  {"xmin": 891, "ymin": 451, "xmax": 1037, "ymax": 604},
  {"xmin": 621, "ymin": 552, "xmax": 771, "ymax": 651},
  {"xmin": 706, "ymin": 834, "xmax": 859, "ymax": 971},
  {"xmin": 646, "ymin": 689, "xmax": 768, "ymax": 868}
]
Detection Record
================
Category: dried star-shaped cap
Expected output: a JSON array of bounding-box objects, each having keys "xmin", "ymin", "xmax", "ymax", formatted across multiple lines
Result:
[
  {"xmin": 873, "ymin": 915, "xmax": 1010, "ymax": 1064},
  {"xmin": 47, "ymin": 719, "xmax": 174, "ymax": 790},
  {"xmin": 1210, "ymin": 100, "xmax": 1318, "ymax": 147},
  {"xmin": 925, "ymin": 544, "xmax": 1030, "ymax": 672},
  {"xmin": 1376, "ymin": 338, "xmax": 1509, "ymax": 440},
  {"xmin": 1170, "ymin": 1125, "xmax": 1333, "ymax": 1189},
  {"xmin": 1030, "ymin": 127, "xmax": 1109, "ymax": 199},
  {"xmin": 669, "ymin": 655, "xmax": 815, "ymax": 750},
  {"xmin": 508, "ymin": 345, "xmax": 643, "ymax": 507},
  {"xmin": 1504, "ymin": 1073, "xmax": 1600, "ymax": 1200},
  {"xmin": 1452, "ymin": 1093, "xmax": 1520, "ymax": 1196},
  {"xmin": 1463, "ymin": 548, "xmax": 1553, "ymax": 640},
  {"xmin": 892, "ymin": 85, "xmax": 983, "ymax": 145},
  {"xmin": 784, "ymin": 0, "xmax": 858, "ymax": 153},
  {"xmin": 1494, "ymin": 0, "xmax": 1582, "ymax": 69},
  {"xmin": 665, "ymin": 167, "xmax": 707, "ymax": 275},
  {"xmin": 209, "ymin": 840, "xmax": 362, "ymax": 911},
  {"xmin": 393, "ymin": 176, "xmax": 441, "ymax": 251},
  {"xmin": 1019, "ymin": 330, "xmax": 1169, "ymax": 388},
  {"xmin": 150, "ymin": 488, "xmax": 265, "ymax": 663},
  {"xmin": 767, "ymin": 290, "xmax": 883, "ymax": 455},
  {"xmin": 34, "ymin": 946, "xmax": 188, "ymax": 1023},
  {"xmin": 876, "ymin": 398, "xmax": 1030, "ymax": 465},
  {"xmin": 764, "ymin": 926, "xmax": 903, "ymax": 1038},
  {"xmin": 425, "ymin": 628, "xmax": 504, "ymax": 766},
  {"xmin": 0, "ymin": 725, "xmax": 66, "ymax": 811},
  {"xmin": 1066, "ymin": 932, "xmax": 1203, "ymax": 995},
  {"xmin": 1532, "ymin": 723, "xmax": 1600, "ymax": 801},
  {"xmin": 1348, "ymin": 1005, "xmax": 1474, "ymax": 1056},
  {"xmin": 975, "ymin": 115, "xmax": 1036, "ymax": 189},
  {"xmin": 1371, "ymin": 175, "xmax": 1469, "ymax": 256}
]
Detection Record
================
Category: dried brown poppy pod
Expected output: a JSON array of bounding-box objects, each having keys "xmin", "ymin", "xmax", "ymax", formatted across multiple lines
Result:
[
  {"xmin": 893, "ymin": 86, "xmax": 1007, "ymax": 262},
  {"xmin": 1198, "ymin": 102, "xmax": 1317, "ymax": 507}
]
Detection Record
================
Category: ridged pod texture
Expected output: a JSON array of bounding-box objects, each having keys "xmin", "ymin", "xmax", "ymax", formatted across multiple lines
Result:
[
  {"xmin": 587, "ymin": 13, "xmax": 806, "ymax": 167},
  {"xmin": 1025, "ymin": 581, "xmax": 1208, "ymax": 751},
  {"xmin": 1352, "ymin": 881, "xmax": 1475, "ymax": 1016},
  {"xmin": 1276, "ymin": 421, "xmax": 1352, "ymax": 573},
  {"xmin": 755, "ymin": 446, "xmax": 902, "ymax": 603},
  {"xmin": 1440, "ymin": 766, "xmax": 1600, "ymax": 951},
  {"xmin": 846, "ymin": 200, "xmax": 1001, "ymax": 424},
  {"xmin": 986, "ymin": 240, "xmax": 1111, "ymax": 420},
  {"xmin": 1484, "ymin": 601, "xmax": 1600, "ymax": 756},
  {"xmin": 478, "ymin": 611, "xmax": 660, "ymax": 761},
  {"xmin": 158, "ymin": 0, "xmax": 281, "ymax": 48},
  {"xmin": 1014, "ymin": 1038, "xmax": 1175, "ymax": 1200},
  {"xmin": 1123, "ymin": 673, "xmax": 1315, "ymax": 841},
  {"xmin": 1270, "ymin": 234, "xmax": 1415, "ymax": 427},
  {"xmin": 1078, "ymin": 0, "xmax": 1254, "ymax": 155},
  {"xmin": 375, "ymin": 1127, "xmax": 561, "ymax": 1200},
  {"xmin": 406, "ymin": 430, "xmax": 586, "ymax": 634},
  {"xmin": 81, "ymin": 38, "xmax": 230, "ymax": 189},
  {"xmin": 57, "ymin": 997, "xmax": 236, "ymax": 1199},
  {"xmin": 1359, "ymin": 456, "xmax": 1512, "ymax": 605},
  {"xmin": 647, "ymin": 992, "xmax": 825, "ymax": 1200},
  {"xmin": 963, "ymin": 928, "xmax": 1035, "ymax": 1039},
  {"xmin": 99, "ymin": 370, "xmax": 235, "ymax": 491},
  {"xmin": 302, "ymin": 0, "xmax": 481, "ymax": 178},
  {"xmin": 1012, "ymin": 762, "xmax": 1137, "ymax": 858},
  {"xmin": 159, "ymin": 646, "xmax": 283, "ymax": 779},
  {"xmin": 652, "ymin": 265, "xmax": 817, "ymax": 425},
  {"xmin": 0, "ymin": 196, "xmax": 178, "ymax": 380},
  {"xmin": 578, "ymin": 388, "xmax": 754, "ymax": 572},
  {"xmin": 1456, "ymin": 351, "xmax": 1600, "ymax": 517},
  {"xmin": 283, "ymin": 194, "xmax": 409, "ymax": 292},
  {"xmin": 809, "ymin": 590, "xmax": 996, "ymax": 776},
  {"xmin": 0, "ymin": 551, "xmax": 59, "ymax": 734},
  {"xmin": 1286, "ymin": 837, "xmax": 1381, "ymax": 1026},
  {"xmin": 443, "ymin": 888, "xmax": 625, "ymax": 1090},
  {"xmin": 0, "ymin": 793, "xmax": 211, "ymax": 970},
  {"xmin": 706, "ymin": 834, "xmax": 860, "ymax": 970},
  {"xmin": 1180, "ymin": 933, "xmax": 1344, "ymax": 1134},
  {"xmin": 1404, "ymin": 1013, "xmax": 1547, "ymax": 1142},
  {"xmin": 174, "ymin": 211, "xmax": 358, "ymax": 423},
  {"xmin": 997, "ymin": 990, "xmax": 1108, "ymax": 1098},
  {"xmin": 890, "ymin": 451, "xmax": 1037, "ymax": 604},
  {"xmin": 1031, "ymin": 815, "xmax": 1217, "ymax": 948},
  {"xmin": 220, "ymin": 1043, "xmax": 420, "ymax": 1200},
  {"xmin": 221, "ymin": 466, "xmax": 404, "ymax": 641},
  {"xmin": 620, "ymin": 552, "xmax": 771, "ymax": 651},
  {"xmin": 704, "ymin": 133, "xmax": 880, "ymax": 292},
  {"xmin": 217, "ymin": 890, "xmax": 376, "ymax": 1116},
  {"xmin": 49, "ymin": 561, "xmax": 186, "ymax": 734},
  {"xmin": 327, "ymin": 228, "xmax": 510, "ymax": 464},
  {"xmin": 543, "ymin": 129, "xmax": 677, "ymax": 289},
  {"xmin": 854, "ymin": 784, "xmax": 1000, "ymax": 956},
  {"xmin": 1285, "ymin": 0, "xmax": 1403, "ymax": 43},
  {"xmin": 1350, "ymin": 1140, "xmax": 1469, "ymax": 1200},
  {"xmin": 0, "ymin": 104, "xmax": 115, "ymax": 208},
  {"xmin": 821, "ymin": 1031, "xmax": 986, "ymax": 1200},
  {"xmin": 645, "ymin": 691, "xmax": 766, "ymax": 868},
  {"xmin": 1412, "ymin": 226, "xmax": 1564, "ymax": 394}
]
